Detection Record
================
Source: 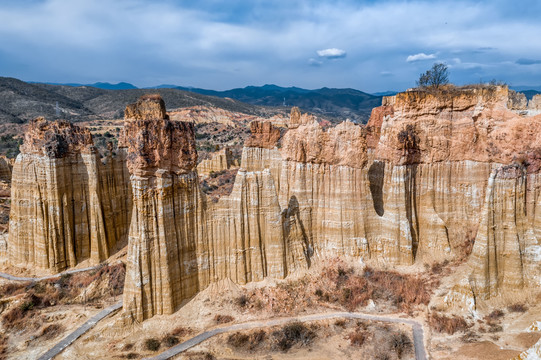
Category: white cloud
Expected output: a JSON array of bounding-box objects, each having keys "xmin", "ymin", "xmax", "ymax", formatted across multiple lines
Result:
[
  {"xmin": 317, "ymin": 48, "xmax": 347, "ymax": 59},
  {"xmin": 406, "ymin": 53, "xmax": 437, "ymax": 62}
]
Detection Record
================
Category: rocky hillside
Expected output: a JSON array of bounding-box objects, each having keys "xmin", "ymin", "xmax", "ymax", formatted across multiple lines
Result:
[
  {"xmin": 0, "ymin": 77, "xmax": 288, "ymax": 127},
  {"xmin": 173, "ymin": 84, "xmax": 382, "ymax": 123},
  {"xmin": 4, "ymin": 87, "xmax": 541, "ymax": 326}
]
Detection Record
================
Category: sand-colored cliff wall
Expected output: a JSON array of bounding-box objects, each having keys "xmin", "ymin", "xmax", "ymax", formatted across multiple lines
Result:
[
  {"xmin": 120, "ymin": 95, "xmax": 210, "ymax": 322},
  {"xmin": 197, "ymin": 147, "xmax": 239, "ymax": 176},
  {"xmin": 7, "ymin": 118, "xmax": 131, "ymax": 272}
]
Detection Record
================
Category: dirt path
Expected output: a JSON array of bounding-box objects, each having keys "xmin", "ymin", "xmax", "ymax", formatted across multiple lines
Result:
[
  {"xmin": 36, "ymin": 301, "xmax": 123, "ymax": 360},
  {"xmin": 145, "ymin": 311, "xmax": 428, "ymax": 360},
  {"xmin": 0, "ymin": 265, "xmax": 100, "ymax": 282}
]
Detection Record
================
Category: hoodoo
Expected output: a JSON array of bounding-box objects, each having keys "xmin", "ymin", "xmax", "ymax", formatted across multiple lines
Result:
[{"xmin": 7, "ymin": 117, "xmax": 131, "ymax": 272}]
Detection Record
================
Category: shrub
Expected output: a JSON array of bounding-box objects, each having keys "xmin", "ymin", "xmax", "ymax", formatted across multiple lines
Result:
[
  {"xmin": 170, "ymin": 326, "xmax": 191, "ymax": 338},
  {"xmin": 144, "ymin": 338, "xmax": 161, "ymax": 351},
  {"xmin": 227, "ymin": 333, "xmax": 249, "ymax": 348},
  {"xmin": 508, "ymin": 303, "xmax": 528, "ymax": 313},
  {"xmin": 235, "ymin": 294, "xmax": 248, "ymax": 308},
  {"xmin": 214, "ymin": 314, "xmax": 234, "ymax": 324},
  {"xmin": 162, "ymin": 335, "xmax": 179, "ymax": 347},
  {"xmin": 347, "ymin": 328, "xmax": 367, "ymax": 347},
  {"xmin": 272, "ymin": 322, "xmax": 316, "ymax": 351},
  {"xmin": 485, "ymin": 309, "xmax": 505, "ymax": 322},
  {"xmin": 429, "ymin": 313, "xmax": 470, "ymax": 334},
  {"xmin": 39, "ymin": 324, "xmax": 63, "ymax": 340},
  {"xmin": 125, "ymin": 353, "xmax": 138, "ymax": 359},
  {"xmin": 390, "ymin": 332, "xmax": 412, "ymax": 358}
]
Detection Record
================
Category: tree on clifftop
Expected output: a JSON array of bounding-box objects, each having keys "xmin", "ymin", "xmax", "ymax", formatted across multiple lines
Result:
[{"xmin": 417, "ymin": 63, "xmax": 449, "ymax": 89}]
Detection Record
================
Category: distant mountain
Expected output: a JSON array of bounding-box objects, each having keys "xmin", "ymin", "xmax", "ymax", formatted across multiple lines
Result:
[
  {"xmin": 86, "ymin": 82, "xmax": 138, "ymax": 90},
  {"xmin": 34, "ymin": 81, "xmax": 138, "ymax": 90},
  {"xmin": 1, "ymin": 78, "xmax": 384, "ymax": 130},
  {"xmin": 371, "ymin": 91, "xmax": 398, "ymax": 97},
  {"xmin": 168, "ymin": 84, "xmax": 382, "ymax": 123},
  {"xmin": 511, "ymin": 85, "xmax": 541, "ymax": 92},
  {"xmin": 0, "ymin": 77, "xmax": 286, "ymax": 128}
]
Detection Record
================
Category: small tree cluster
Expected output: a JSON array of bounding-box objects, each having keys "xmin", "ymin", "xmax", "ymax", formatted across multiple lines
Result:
[{"xmin": 417, "ymin": 63, "xmax": 449, "ymax": 89}]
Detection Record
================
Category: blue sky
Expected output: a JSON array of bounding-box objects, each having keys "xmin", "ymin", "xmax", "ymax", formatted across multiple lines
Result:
[{"xmin": 0, "ymin": 0, "xmax": 540, "ymax": 92}]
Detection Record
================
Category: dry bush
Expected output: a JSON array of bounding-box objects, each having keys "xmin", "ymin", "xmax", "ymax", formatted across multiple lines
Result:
[
  {"xmin": 39, "ymin": 323, "xmax": 63, "ymax": 340},
  {"xmin": 0, "ymin": 282, "xmax": 30, "ymax": 298},
  {"xmin": 485, "ymin": 309, "xmax": 505, "ymax": 322},
  {"xmin": 334, "ymin": 319, "xmax": 347, "ymax": 328},
  {"xmin": 170, "ymin": 326, "xmax": 192, "ymax": 338},
  {"xmin": 227, "ymin": 333, "xmax": 250, "ymax": 348},
  {"xmin": 271, "ymin": 322, "xmax": 316, "ymax": 352},
  {"xmin": 244, "ymin": 258, "xmax": 433, "ymax": 315},
  {"xmin": 227, "ymin": 330, "xmax": 266, "ymax": 351},
  {"xmin": 235, "ymin": 294, "xmax": 248, "ymax": 308},
  {"xmin": 0, "ymin": 333, "xmax": 7, "ymax": 359},
  {"xmin": 214, "ymin": 314, "xmax": 234, "ymax": 324},
  {"xmin": 162, "ymin": 335, "xmax": 179, "ymax": 348},
  {"xmin": 429, "ymin": 313, "xmax": 470, "ymax": 334},
  {"xmin": 508, "ymin": 303, "xmax": 528, "ymax": 313},
  {"xmin": 124, "ymin": 353, "xmax": 138, "ymax": 359},
  {"xmin": 144, "ymin": 338, "xmax": 161, "ymax": 351},
  {"xmin": 347, "ymin": 328, "xmax": 368, "ymax": 347},
  {"xmin": 389, "ymin": 332, "xmax": 413, "ymax": 358}
]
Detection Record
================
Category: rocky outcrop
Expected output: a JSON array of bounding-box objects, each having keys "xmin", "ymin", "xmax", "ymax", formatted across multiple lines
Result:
[
  {"xmin": 8, "ymin": 85, "xmax": 540, "ymax": 321},
  {"xmin": 244, "ymin": 121, "xmax": 281, "ymax": 149},
  {"xmin": 7, "ymin": 117, "xmax": 131, "ymax": 272},
  {"xmin": 197, "ymin": 147, "xmax": 239, "ymax": 176},
  {"xmin": 0, "ymin": 156, "xmax": 12, "ymax": 183},
  {"xmin": 120, "ymin": 95, "xmax": 206, "ymax": 322},
  {"xmin": 119, "ymin": 87, "xmax": 541, "ymax": 321}
]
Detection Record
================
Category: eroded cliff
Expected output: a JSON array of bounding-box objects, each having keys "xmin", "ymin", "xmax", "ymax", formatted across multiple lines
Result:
[{"xmin": 7, "ymin": 117, "xmax": 131, "ymax": 272}]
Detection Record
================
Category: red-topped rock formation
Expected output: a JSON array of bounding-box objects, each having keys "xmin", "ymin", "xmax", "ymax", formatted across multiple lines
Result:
[
  {"xmin": 19, "ymin": 117, "xmax": 94, "ymax": 158},
  {"xmin": 7, "ymin": 118, "xmax": 131, "ymax": 272}
]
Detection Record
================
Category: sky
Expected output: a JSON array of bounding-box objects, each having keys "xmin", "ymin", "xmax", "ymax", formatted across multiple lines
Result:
[{"xmin": 0, "ymin": 0, "xmax": 540, "ymax": 93}]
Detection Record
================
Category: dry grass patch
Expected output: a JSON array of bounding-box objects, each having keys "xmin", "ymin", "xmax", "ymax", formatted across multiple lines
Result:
[
  {"xmin": 429, "ymin": 312, "xmax": 471, "ymax": 335},
  {"xmin": 240, "ymin": 259, "xmax": 434, "ymax": 315},
  {"xmin": 213, "ymin": 314, "xmax": 234, "ymax": 324}
]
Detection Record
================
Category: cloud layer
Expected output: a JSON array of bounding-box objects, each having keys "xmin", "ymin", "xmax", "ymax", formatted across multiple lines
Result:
[
  {"xmin": 317, "ymin": 48, "xmax": 347, "ymax": 59},
  {"xmin": 0, "ymin": 0, "xmax": 540, "ymax": 92},
  {"xmin": 406, "ymin": 53, "xmax": 436, "ymax": 62}
]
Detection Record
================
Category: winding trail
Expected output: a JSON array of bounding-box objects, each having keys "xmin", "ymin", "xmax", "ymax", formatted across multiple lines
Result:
[
  {"xmin": 145, "ymin": 312, "xmax": 428, "ymax": 360},
  {"xmin": 1, "ymin": 269, "xmax": 427, "ymax": 359},
  {"xmin": 0, "ymin": 265, "xmax": 100, "ymax": 282},
  {"xmin": 36, "ymin": 301, "xmax": 123, "ymax": 360}
]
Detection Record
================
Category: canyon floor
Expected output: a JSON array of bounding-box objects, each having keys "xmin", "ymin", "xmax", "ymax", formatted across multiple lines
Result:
[{"xmin": 1, "ymin": 250, "xmax": 539, "ymax": 359}]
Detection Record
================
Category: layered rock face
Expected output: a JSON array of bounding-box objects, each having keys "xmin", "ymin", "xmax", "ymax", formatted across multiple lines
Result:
[
  {"xmin": 7, "ymin": 117, "xmax": 131, "ymax": 272},
  {"xmin": 120, "ymin": 96, "xmax": 207, "ymax": 322},
  {"xmin": 197, "ymin": 147, "xmax": 239, "ymax": 176},
  {"xmin": 120, "ymin": 87, "xmax": 541, "ymax": 321}
]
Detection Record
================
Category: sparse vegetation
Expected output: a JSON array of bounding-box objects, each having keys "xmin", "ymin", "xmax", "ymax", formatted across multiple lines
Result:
[
  {"xmin": 144, "ymin": 338, "xmax": 161, "ymax": 351},
  {"xmin": 429, "ymin": 312, "xmax": 471, "ymax": 334},
  {"xmin": 214, "ymin": 314, "xmax": 234, "ymax": 324},
  {"xmin": 272, "ymin": 321, "xmax": 316, "ymax": 352},
  {"xmin": 508, "ymin": 303, "xmax": 528, "ymax": 313},
  {"xmin": 0, "ymin": 263, "xmax": 126, "ymax": 331},
  {"xmin": 417, "ymin": 63, "xmax": 450, "ymax": 89},
  {"xmin": 39, "ymin": 324, "xmax": 64, "ymax": 340},
  {"xmin": 237, "ymin": 259, "xmax": 434, "ymax": 315}
]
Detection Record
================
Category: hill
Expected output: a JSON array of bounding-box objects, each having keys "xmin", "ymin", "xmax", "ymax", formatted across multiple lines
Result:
[
  {"xmin": 0, "ymin": 77, "xmax": 287, "ymax": 129},
  {"xmin": 169, "ymin": 84, "xmax": 382, "ymax": 123}
]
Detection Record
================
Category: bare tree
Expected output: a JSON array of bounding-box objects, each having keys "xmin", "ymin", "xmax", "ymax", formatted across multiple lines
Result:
[{"xmin": 417, "ymin": 63, "xmax": 449, "ymax": 89}]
